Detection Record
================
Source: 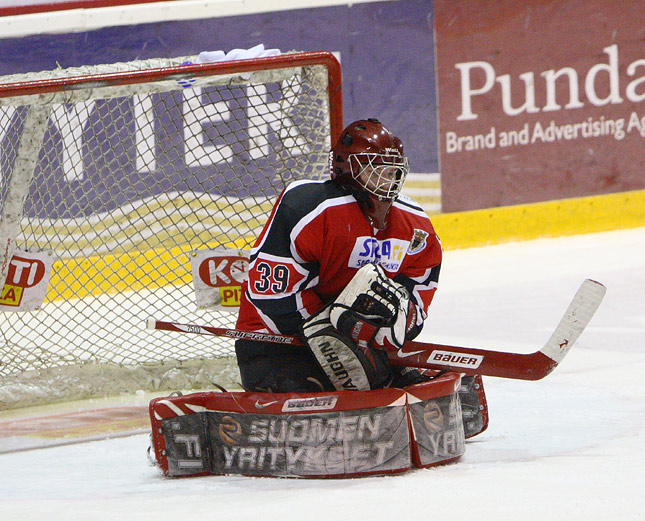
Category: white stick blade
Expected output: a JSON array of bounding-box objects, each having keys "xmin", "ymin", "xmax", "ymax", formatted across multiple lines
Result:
[{"xmin": 541, "ymin": 279, "xmax": 606, "ymax": 363}]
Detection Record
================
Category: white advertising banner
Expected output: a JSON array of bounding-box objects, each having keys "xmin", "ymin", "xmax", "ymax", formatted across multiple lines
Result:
[
  {"xmin": 0, "ymin": 250, "xmax": 53, "ymax": 311},
  {"xmin": 190, "ymin": 248, "xmax": 249, "ymax": 309}
]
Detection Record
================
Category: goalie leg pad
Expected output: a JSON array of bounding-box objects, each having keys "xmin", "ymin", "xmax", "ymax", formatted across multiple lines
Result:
[
  {"xmin": 458, "ymin": 375, "xmax": 489, "ymax": 438},
  {"xmin": 148, "ymin": 374, "xmax": 466, "ymax": 478},
  {"xmin": 302, "ymin": 306, "xmax": 392, "ymax": 391}
]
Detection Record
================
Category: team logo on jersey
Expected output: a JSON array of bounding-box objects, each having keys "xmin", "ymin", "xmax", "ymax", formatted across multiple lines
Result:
[
  {"xmin": 408, "ymin": 229, "xmax": 429, "ymax": 254},
  {"xmin": 348, "ymin": 237, "xmax": 409, "ymax": 272}
]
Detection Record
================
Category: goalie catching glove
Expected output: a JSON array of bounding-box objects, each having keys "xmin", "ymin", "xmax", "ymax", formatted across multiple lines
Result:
[{"xmin": 329, "ymin": 263, "xmax": 418, "ymax": 350}]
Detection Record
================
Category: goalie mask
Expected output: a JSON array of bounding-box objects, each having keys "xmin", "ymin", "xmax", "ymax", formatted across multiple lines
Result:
[{"xmin": 330, "ymin": 118, "xmax": 409, "ymax": 230}]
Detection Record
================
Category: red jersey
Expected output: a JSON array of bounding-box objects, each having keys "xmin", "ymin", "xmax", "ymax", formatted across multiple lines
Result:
[{"xmin": 236, "ymin": 179, "xmax": 442, "ymax": 336}]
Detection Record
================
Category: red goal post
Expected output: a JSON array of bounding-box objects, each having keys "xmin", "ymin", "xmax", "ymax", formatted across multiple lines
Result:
[{"xmin": 0, "ymin": 51, "xmax": 343, "ymax": 409}]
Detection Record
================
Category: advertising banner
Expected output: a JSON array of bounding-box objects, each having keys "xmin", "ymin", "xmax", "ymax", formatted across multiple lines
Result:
[
  {"xmin": 435, "ymin": 0, "xmax": 645, "ymax": 212},
  {"xmin": 0, "ymin": 0, "xmax": 439, "ymax": 180},
  {"xmin": 0, "ymin": 249, "xmax": 53, "ymax": 311},
  {"xmin": 191, "ymin": 248, "xmax": 249, "ymax": 309}
]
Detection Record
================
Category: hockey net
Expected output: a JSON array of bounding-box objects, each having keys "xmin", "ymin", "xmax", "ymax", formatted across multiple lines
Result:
[{"xmin": 0, "ymin": 51, "xmax": 342, "ymax": 409}]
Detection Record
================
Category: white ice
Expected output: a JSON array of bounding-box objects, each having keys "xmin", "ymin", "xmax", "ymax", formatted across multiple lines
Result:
[{"xmin": 1, "ymin": 226, "xmax": 644, "ymax": 521}]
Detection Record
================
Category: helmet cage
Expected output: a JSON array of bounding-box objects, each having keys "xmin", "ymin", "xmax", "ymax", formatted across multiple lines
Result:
[{"xmin": 348, "ymin": 151, "xmax": 409, "ymax": 200}]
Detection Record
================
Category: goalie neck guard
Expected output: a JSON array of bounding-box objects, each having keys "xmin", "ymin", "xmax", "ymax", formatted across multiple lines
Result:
[{"xmin": 330, "ymin": 118, "xmax": 409, "ymax": 230}]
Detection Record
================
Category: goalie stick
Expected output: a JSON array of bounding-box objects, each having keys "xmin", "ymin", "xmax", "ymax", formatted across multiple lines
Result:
[{"xmin": 147, "ymin": 279, "xmax": 605, "ymax": 381}]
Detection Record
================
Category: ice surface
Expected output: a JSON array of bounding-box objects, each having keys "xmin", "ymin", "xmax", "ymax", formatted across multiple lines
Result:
[{"xmin": 1, "ymin": 226, "xmax": 644, "ymax": 521}]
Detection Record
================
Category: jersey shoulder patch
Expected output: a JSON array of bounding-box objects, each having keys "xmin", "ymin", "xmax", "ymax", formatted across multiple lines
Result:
[{"xmin": 409, "ymin": 228, "xmax": 430, "ymax": 254}]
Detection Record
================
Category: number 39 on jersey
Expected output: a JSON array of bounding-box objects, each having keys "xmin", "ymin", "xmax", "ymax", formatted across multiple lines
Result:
[{"xmin": 248, "ymin": 254, "xmax": 308, "ymax": 298}]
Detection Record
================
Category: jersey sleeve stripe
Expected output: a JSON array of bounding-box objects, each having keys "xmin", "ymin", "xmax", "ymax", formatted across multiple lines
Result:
[
  {"xmin": 243, "ymin": 291, "xmax": 283, "ymax": 334},
  {"xmin": 408, "ymin": 265, "xmax": 440, "ymax": 319}
]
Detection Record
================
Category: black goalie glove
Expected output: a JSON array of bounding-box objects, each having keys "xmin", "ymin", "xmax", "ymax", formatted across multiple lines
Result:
[{"xmin": 329, "ymin": 263, "xmax": 418, "ymax": 350}]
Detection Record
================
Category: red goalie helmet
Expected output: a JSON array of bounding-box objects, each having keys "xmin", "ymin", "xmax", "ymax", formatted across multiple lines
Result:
[{"xmin": 330, "ymin": 118, "xmax": 409, "ymax": 229}]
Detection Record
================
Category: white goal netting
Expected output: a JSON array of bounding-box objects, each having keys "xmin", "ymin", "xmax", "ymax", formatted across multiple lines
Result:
[{"xmin": 0, "ymin": 51, "xmax": 342, "ymax": 408}]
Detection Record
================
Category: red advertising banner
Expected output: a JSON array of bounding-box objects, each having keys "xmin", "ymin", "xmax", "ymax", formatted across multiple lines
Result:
[{"xmin": 434, "ymin": 0, "xmax": 645, "ymax": 212}]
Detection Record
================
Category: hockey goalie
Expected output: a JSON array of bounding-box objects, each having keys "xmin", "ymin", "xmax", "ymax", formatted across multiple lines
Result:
[
  {"xmin": 233, "ymin": 119, "xmax": 486, "ymax": 423},
  {"xmin": 149, "ymin": 119, "xmax": 606, "ymax": 478},
  {"xmin": 149, "ymin": 119, "xmax": 489, "ymax": 478}
]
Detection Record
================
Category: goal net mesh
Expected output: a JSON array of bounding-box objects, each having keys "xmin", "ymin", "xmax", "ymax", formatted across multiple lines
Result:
[{"xmin": 0, "ymin": 52, "xmax": 340, "ymax": 408}]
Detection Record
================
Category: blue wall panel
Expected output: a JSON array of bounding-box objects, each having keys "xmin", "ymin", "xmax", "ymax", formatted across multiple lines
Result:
[{"xmin": 0, "ymin": 0, "xmax": 438, "ymax": 173}]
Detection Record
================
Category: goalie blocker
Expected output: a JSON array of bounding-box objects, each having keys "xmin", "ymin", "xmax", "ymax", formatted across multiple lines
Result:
[{"xmin": 149, "ymin": 373, "xmax": 465, "ymax": 478}]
